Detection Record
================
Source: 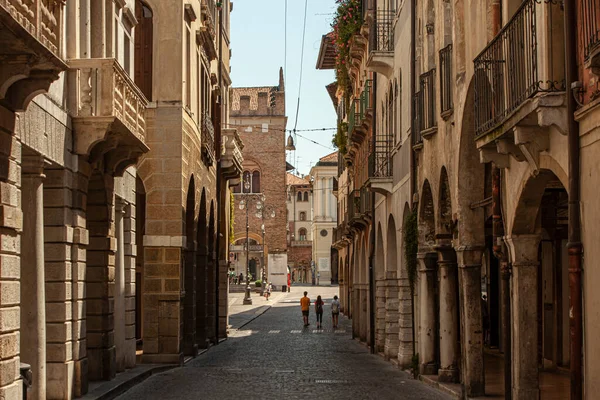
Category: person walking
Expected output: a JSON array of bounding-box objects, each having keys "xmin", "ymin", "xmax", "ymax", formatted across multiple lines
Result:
[
  {"xmin": 239, "ymin": 272, "xmax": 243, "ymax": 285},
  {"xmin": 300, "ymin": 291, "xmax": 311, "ymax": 327},
  {"xmin": 265, "ymin": 282, "xmax": 272, "ymax": 301},
  {"xmin": 315, "ymin": 295, "xmax": 324, "ymax": 329},
  {"xmin": 331, "ymin": 295, "xmax": 340, "ymax": 329}
]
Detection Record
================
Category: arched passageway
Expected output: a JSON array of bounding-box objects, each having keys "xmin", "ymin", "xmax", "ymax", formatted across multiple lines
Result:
[
  {"xmin": 196, "ymin": 189, "xmax": 208, "ymax": 348},
  {"xmin": 384, "ymin": 216, "xmax": 400, "ymax": 360},
  {"xmin": 182, "ymin": 177, "xmax": 197, "ymax": 356}
]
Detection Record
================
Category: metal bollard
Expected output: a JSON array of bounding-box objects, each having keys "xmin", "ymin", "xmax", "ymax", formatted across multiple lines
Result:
[{"xmin": 20, "ymin": 363, "xmax": 32, "ymax": 400}]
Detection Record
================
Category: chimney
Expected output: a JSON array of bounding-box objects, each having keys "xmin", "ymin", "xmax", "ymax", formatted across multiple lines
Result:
[
  {"xmin": 279, "ymin": 67, "xmax": 285, "ymax": 91},
  {"xmin": 240, "ymin": 95, "xmax": 250, "ymax": 114}
]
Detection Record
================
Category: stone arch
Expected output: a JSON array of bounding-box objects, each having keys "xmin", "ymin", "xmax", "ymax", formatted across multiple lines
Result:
[
  {"xmin": 456, "ymin": 77, "xmax": 485, "ymax": 246},
  {"xmin": 182, "ymin": 176, "xmax": 196, "ymax": 356},
  {"xmin": 438, "ymin": 166, "xmax": 453, "ymax": 236},
  {"xmin": 510, "ymin": 169, "xmax": 562, "ymax": 236},
  {"xmin": 196, "ymin": 189, "xmax": 208, "ymax": 348},
  {"xmin": 376, "ymin": 223, "xmax": 385, "ymax": 280},
  {"xmin": 398, "ymin": 202, "xmax": 414, "ymax": 367},
  {"xmin": 386, "ymin": 215, "xmax": 398, "ymax": 273},
  {"xmin": 85, "ymin": 170, "xmax": 115, "ymax": 381},
  {"xmin": 419, "ymin": 179, "xmax": 436, "ymax": 247}
]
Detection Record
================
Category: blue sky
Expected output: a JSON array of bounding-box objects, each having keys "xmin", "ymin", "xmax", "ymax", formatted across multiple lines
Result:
[{"xmin": 230, "ymin": 0, "xmax": 338, "ymax": 176}]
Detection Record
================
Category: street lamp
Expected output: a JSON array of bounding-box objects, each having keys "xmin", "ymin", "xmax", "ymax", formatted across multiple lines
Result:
[{"xmin": 238, "ymin": 175, "xmax": 276, "ymax": 305}]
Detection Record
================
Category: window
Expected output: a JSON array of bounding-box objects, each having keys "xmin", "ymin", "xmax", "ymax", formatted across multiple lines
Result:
[
  {"xmin": 297, "ymin": 191, "xmax": 302, "ymax": 202},
  {"xmin": 299, "ymin": 228, "xmax": 307, "ymax": 241},
  {"xmin": 299, "ymin": 212, "xmax": 306, "ymax": 221},
  {"xmin": 134, "ymin": 1, "xmax": 153, "ymax": 100},
  {"xmin": 303, "ymin": 191, "xmax": 309, "ymax": 202},
  {"xmin": 252, "ymin": 171, "xmax": 261, "ymax": 193},
  {"xmin": 242, "ymin": 171, "xmax": 251, "ymax": 193},
  {"xmin": 239, "ymin": 170, "xmax": 261, "ymax": 193}
]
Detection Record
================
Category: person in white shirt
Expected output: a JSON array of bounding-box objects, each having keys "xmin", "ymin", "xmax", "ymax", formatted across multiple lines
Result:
[{"xmin": 331, "ymin": 295, "xmax": 341, "ymax": 329}]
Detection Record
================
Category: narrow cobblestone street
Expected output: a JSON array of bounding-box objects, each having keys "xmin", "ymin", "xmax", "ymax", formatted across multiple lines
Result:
[{"xmin": 116, "ymin": 286, "xmax": 450, "ymax": 399}]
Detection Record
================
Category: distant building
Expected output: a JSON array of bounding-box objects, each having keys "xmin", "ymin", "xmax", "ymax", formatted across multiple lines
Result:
[
  {"xmin": 310, "ymin": 152, "xmax": 339, "ymax": 285},
  {"xmin": 286, "ymin": 173, "xmax": 313, "ymax": 283},
  {"xmin": 230, "ymin": 70, "xmax": 289, "ymax": 287}
]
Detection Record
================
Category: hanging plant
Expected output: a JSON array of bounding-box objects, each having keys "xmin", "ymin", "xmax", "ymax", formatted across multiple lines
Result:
[
  {"xmin": 332, "ymin": 121, "xmax": 348, "ymax": 155},
  {"xmin": 403, "ymin": 209, "xmax": 418, "ymax": 296},
  {"xmin": 229, "ymin": 191, "xmax": 235, "ymax": 244},
  {"xmin": 331, "ymin": 0, "xmax": 362, "ymax": 91}
]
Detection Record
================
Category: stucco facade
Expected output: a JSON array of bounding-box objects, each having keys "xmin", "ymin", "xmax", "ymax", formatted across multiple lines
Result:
[
  {"xmin": 321, "ymin": 0, "xmax": 596, "ymax": 398},
  {"xmin": 286, "ymin": 173, "xmax": 313, "ymax": 283}
]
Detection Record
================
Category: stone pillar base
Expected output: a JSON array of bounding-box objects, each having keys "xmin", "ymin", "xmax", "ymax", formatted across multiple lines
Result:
[
  {"xmin": 438, "ymin": 367, "xmax": 459, "ymax": 383},
  {"xmin": 73, "ymin": 358, "xmax": 88, "ymax": 397},
  {"xmin": 420, "ymin": 363, "xmax": 437, "ymax": 375},
  {"xmin": 46, "ymin": 361, "xmax": 74, "ymax": 399}
]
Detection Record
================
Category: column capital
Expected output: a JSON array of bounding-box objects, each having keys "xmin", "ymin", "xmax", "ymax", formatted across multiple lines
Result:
[
  {"xmin": 505, "ymin": 234, "xmax": 541, "ymax": 267},
  {"xmin": 455, "ymin": 245, "xmax": 485, "ymax": 269},
  {"xmin": 22, "ymin": 154, "xmax": 50, "ymax": 177}
]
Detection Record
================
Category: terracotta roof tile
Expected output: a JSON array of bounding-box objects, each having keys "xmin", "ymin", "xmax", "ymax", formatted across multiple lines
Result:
[
  {"xmin": 319, "ymin": 151, "xmax": 339, "ymax": 163},
  {"xmin": 286, "ymin": 173, "xmax": 310, "ymax": 185}
]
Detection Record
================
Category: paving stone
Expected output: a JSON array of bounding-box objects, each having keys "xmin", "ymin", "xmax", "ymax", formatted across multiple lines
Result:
[{"xmin": 115, "ymin": 286, "xmax": 451, "ymax": 400}]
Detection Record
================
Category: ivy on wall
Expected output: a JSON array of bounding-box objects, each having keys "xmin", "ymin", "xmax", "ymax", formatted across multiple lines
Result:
[{"xmin": 332, "ymin": 121, "xmax": 348, "ymax": 155}]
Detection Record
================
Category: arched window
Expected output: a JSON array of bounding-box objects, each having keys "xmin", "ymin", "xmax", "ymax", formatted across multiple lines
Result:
[
  {"xmin": 299, "ymin": 228, "xmax": 307, "ymax": 241},
  {"xmin": 135, "ymin": 1, "xmax": 153, "ymax": 100},
  {"xmin": 303, "ymin": 191, "xmax": 309, "ymax": 202},
  {"xmin": 252, "ymin": 171, "xmax": 261, "ymax": 193},
  {"xmin": 243, "ymin": 171, "xmax": 251, "ymax": 193},
  {"xmin": 297, "ymin": 191, "xmax": 302, "ymax": 202},
  {"xmin": 299, "ymin": 212, "xmax": 306, "ymax": 221}
]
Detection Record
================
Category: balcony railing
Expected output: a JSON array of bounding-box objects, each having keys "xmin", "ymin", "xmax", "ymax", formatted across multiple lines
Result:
[
  {"xmin": 369, "ymin": 10, "xmax": 394, "ymax": 52},
  {"xmin": 419, "ymin": 69, "xmax": 436, "ymax": 134},
  {"xmin": 439, "ymin": 44, "xmax": 453, "ymax": 114},
  {"xmin": 348, "ymin": 98, "xmax": 359, "ymax": 137},
  {"xmin": 201, "ymin": 110, "xmax": 215, "ymax": 166},
  {"xmin": 201, "ymin": 0, "xmax": 217, "ymax": 36},
  {"xmin": 582, "ymin": 0, "xmax": 600, "ymax": 60},
  {"xmin": 359, "ymin": 184, "xmax": 372, "ymax": 215},
  {"xmin": 369, "ymin": 138, "xmax": 392, "ymax": 177},
  {"xmin": 69, "ymin": 58, "xmax": 147, "ymax": 140},
  {"xmin": 359, "ymin": 79, "xmax": 373, "ymax": 122},
  {"xmin": 1, "ymin": 0, "xmax": 64, "ymax": 56},
  {"xmin": 473, "ymin": 0, "xmax": 564, "ymax": 136},
  {"xmin": 348, "ymin": 189, "xmax": 360, "ymax": 221},
  {"xmin": 413, "ymin": 92, "xmax": 423, "ymax": 147}
]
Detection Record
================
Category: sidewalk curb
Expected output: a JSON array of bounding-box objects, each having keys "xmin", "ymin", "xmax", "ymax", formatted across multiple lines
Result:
[{"xmin": 81, "ymin": 364, "xmax": 177, "ymax": 400}]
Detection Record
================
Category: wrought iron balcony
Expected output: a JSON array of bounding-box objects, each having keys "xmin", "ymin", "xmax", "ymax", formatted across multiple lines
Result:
[
  {"xmin": 367, "ymin": 9, "xmax": 394, "ymax": 77},
  {"xmin": 201, "ymin": 110, "xmax": 215, "ymax": 166},
  {"xmin": 412, "ymin": 91, "xmax": 423, "ymax": 149},
  {"xmin": 419, "ymin": 69, "xmax": 437, "ymax": 138},
  {"xmin": 0, "ymin": 0, "xmax": 67, "ymax": 111},
  {"xmin": 439, "ymin": 44, "xmax": 453, "ymax": 117},
  {"xmin": 473, "ymin": 0, "xmax": 565, "ymax": 138},
  {"xmin": 368, "ymin": 137, "xmax": 393, "ymax": 195},
  {"xmin": 582, "ymin": 0, "xmax": 600, "ymax": 72},
  {"xmin": 221, "ymin": 128, "xmax": 244, "ymax": 183},
  {"xmin": 69, "ymin": 58, "xmax": 149, "ymax": 172},
  {"xmin": 359, "ymin": 79, "xmax": 373, "ymax": 124}
]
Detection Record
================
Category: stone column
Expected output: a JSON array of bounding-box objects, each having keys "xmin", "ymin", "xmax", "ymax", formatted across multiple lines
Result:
[
  {"xmin": 196, "ymin": 241, "xmax": 208, "ymax": 348},
  {"xmin": 506, "ymin": 235, "xmax": 541, "ymax": 400},
  {"xmin": 375, "ymin": 278, "xmax": 386, "ymax": 352},
  {"xmin": 418, "ymin": 251, "xmax": 438, "ymax": 375},
  {"xmin": 90, "ymin": 0, "xmax": 106, "ymax": 58},
  {"xmin": 456, "ymin": 246, "xmax": 485, "ymax": 397},
  {"xmin": 384, "ymin": 271, "xmax": 400, "ymax": 360},
  {"xmin": 114, "ymin": 200, "xmax": 126, "ymax": 371},
  {"xmin": 436, "ymin": 244, "xmax": 459, "ymax": 383},
  {"xmin": 397, "ymin": 271, "xmax": 414, "ymax": 368},
  {"xmin": 21, "ymin": 155, "xmax": 47, "ymax": 400},
  {"xmin": 123, "ymin": 205, "xmax": 137, "ymax": 369}
]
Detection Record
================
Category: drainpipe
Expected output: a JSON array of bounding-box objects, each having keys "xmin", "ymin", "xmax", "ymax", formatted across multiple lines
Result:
[
  {"xmin": 489, "ymin": 0, "xmax": 510, "ymax": 397},
  {"xmin": 564, "ymin": 0, "xmax": 583, "ymax": 397},
  {"xmin": 214, "ymin": 1, "xmax": 224, "ymax": 343},
  {"xmin": 409, "ymin": 0, "xmax": 416, "ymax": 360},
  {"xmin": 369, "ymin": 73, "xmax": 377, "ymax": 354}
]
